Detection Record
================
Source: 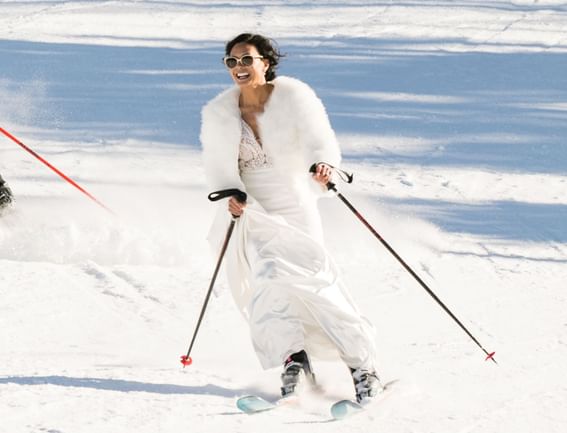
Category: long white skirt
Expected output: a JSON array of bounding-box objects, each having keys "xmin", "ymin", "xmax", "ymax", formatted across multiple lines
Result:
[{"xmin": 209, "ymin": 168, "xmax": 377, "ymax": 370}]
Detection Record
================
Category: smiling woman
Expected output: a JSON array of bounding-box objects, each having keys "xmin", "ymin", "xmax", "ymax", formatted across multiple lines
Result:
[{"xmin": 200, "ymin": 33, "xmax": 382, "ymax": 404}]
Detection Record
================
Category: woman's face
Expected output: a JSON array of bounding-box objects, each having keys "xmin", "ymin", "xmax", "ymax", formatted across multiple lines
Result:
[{"xmin": 226, "ymin": 43, "xmax": 269, "ymax": 88}]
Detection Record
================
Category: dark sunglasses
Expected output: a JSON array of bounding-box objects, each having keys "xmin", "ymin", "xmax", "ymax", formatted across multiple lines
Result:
[{"xmin": 223, "ymin": 55, "xmax": 264, "ymax": 69}]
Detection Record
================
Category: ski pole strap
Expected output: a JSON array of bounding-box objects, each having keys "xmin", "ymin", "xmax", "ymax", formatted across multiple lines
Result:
[{"xmin": 208, "ymin": 189, "xmax": 247, "ymax": 203}]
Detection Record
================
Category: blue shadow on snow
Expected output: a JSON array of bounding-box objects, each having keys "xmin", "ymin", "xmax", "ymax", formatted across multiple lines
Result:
[
  {"xmin": 0, "ymin": 375, "xmax": 247, "ymax": 397},
  {"xmin": 1, "ymin": 36, "xmax": 566, "ymax": 175}
]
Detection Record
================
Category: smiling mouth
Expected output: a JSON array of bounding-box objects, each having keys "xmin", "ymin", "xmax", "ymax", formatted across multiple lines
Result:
[{"xmin": 236, "ymin": 72, "xmax": 250, "ymax": 80}]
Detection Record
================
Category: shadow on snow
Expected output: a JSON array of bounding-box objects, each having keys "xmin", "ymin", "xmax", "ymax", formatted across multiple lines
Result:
[
  {"xmin": 383, "ymin": 197, "xmax": 567, "ymax": 244},
  {"xmin": 0, "ymin": 375, "xmax": 252, "ymax": 397},
  {"xmin": 1, "ymin": 36, "xmax": 565, "ymax": 174},
  {"xmin": 1, "ymin": 33, "xmax": 566, "ymax": 244}
]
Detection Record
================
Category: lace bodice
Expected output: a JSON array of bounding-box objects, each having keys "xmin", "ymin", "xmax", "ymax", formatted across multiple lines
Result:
[{"xmin": 238, "ymin": 119, "xmax": 273, "ymax": 172}]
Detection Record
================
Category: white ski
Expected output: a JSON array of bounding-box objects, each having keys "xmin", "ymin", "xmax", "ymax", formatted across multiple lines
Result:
[{"xmin": 330, "ymin": 379, "xmax": 399, "ymax": 421}]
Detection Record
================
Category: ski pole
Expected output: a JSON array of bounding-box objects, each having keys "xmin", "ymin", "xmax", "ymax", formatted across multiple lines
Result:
[
  {"xmin": 180, "ymin": 188, "xmax": 247, "ymax": 367},
  {"xmin": 310, "ymin": 163, "xmax": 497, "ymax": 364},
  {"xmin": 0, "ymin": 127, "xmax": 115, "ymax": 215}
]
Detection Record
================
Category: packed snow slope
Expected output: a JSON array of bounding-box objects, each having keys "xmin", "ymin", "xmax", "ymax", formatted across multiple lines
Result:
[{"xmin": 1, "ymin": 1, "xmax": 566, "ymax": 432}]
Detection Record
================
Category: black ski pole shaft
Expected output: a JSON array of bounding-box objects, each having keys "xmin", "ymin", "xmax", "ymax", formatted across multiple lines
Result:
[
  {"xmin": 180, "ymin": 218, "xmax": 236, "ymax": 367},
  {"xmin": 327, "ymin": 181, "xmax": 496, "ymax": 364},
  {"xmin": 180, "ymin": 188, "xmax": 247, "ymax": 367}
]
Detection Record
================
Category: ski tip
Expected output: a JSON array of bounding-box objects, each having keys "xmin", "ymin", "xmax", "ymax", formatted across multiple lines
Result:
[
  {"xmin": 180, "ymin": 355, "xmax": 193, "ymax": 367},
  {"xmin": 485, "ymin": 351, "xmax": 497, "ymax": 364},
  {"xmin": 236, "ymin": 395, "xmax": 276, "ymax": 414},
  {"xmin": 330, "ymin": 399, "xmax": 363, "ymax": 420}
]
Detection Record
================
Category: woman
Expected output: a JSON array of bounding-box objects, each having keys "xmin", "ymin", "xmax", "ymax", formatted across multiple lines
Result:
[{"xmin": 200, "ymin": 33, "xmax": 381, "ymax": 404}]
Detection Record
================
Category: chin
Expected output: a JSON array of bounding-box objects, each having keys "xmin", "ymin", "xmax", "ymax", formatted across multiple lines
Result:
[{"xmin": 234, "ymin": 77, "xmax": 265, "ymax": 88}]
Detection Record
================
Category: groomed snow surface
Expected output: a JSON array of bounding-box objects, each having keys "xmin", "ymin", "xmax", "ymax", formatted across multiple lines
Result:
[{"xmin": 1, "ymin": 1, "xmax": 566, "ymax": 432}]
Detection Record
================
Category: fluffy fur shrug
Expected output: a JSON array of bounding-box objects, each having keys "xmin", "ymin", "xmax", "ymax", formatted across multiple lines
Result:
[{"xmin": 200, "ymin": 76, "xmax": 341, "ymax": 193}]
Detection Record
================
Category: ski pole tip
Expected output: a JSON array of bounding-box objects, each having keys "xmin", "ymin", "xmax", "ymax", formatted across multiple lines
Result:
[{"xmin": 180, "ymin": 355, "xmax": 193, "ymax": 367}]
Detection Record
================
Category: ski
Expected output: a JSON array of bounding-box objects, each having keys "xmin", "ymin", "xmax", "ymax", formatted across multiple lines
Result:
[
  {"xmin": 236, "ymin": 395, "xmax": 277, "ymax": 414},
  {"xmin": 330, "ymin": 379, "xmax": 399, "ymax": 421},
  {"xmin": 236, "ymin": 394, "xmax": 299, "ymax": 415},
  {"xmin": 237, "ymin": 380, "xmax": 398, "ymax": 419},
  {"xmin": 330, "ymin": 399, "xmax": 364, "ymax": 420}
]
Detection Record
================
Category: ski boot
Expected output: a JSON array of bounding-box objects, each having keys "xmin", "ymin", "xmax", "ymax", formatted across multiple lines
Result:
[
  {"xmin": 280, "ymin": 350, "xmax": 316, "ymax": 397},
  {"xmin": 350, "ymin": 367, "xmax": 383, "ymax": 404}
]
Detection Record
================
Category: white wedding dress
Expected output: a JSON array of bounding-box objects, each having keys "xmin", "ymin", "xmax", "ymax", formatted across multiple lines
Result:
[{"xmin": 211, "ymin": 119, "xmax": 377, "ymax": 370}]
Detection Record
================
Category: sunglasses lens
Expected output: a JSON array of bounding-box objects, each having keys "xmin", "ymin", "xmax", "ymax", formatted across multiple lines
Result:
[
  {"xmin": 225, "ymin": 58, "xmax": 237, "ymax": 68},
  {"xmin": 241, "ymin": 55, "xmax": 254, "ymax": 66}
]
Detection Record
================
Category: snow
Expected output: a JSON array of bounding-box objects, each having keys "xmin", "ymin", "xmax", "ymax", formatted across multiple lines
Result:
[{"xmin": 1, "ymin": 1, "xmax": 567, "ymax": 432}]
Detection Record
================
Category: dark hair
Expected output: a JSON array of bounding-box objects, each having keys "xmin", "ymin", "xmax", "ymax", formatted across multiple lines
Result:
[{"xmin": 225, "ymin": 33, "xmax": 284, "ymax": 82}]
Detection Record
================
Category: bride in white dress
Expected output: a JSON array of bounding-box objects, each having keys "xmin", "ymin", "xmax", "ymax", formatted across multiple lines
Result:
[{"xmin": 200, "ymin": 33, "xmax": 381, "ymax": 403}]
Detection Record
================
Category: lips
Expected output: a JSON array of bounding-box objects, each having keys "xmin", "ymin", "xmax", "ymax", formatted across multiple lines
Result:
[{"xmin": 236, "ymin": 72, "xmax": 250, "ymax": 81}]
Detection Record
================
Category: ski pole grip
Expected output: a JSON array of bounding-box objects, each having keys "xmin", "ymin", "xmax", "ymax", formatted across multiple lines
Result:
[
  {"xmin": 309, "ymin": 162, "xmax": 354, "ymax": 185},
  {"xmin": 208, "ymin": 188, "xmax": 247, "ymax": 203}
]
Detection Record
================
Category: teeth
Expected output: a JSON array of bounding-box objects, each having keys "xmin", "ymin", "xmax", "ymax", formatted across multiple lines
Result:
[{"xmin": 237, "ymin": 73, "xmax": 250, "ymax": 79}]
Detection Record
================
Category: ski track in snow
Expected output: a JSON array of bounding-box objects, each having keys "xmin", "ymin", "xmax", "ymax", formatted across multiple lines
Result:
[{"xmin": 1, "ymin": 1, "xmax": 567, "ymax": 432}]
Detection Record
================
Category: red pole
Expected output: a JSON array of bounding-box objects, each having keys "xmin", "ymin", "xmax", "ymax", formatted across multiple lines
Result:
[{"xmin": 0, "ymin": 127, "xmax": 115, "ymax": 215}]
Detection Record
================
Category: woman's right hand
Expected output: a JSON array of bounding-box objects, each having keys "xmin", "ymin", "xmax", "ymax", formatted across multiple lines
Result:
[{"xmin": 228, "ymin": 196, "xmax": 247, "ymax": 217}]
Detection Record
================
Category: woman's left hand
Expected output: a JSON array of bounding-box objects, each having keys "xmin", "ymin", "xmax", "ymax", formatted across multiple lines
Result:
[
  {"xmin": 312, "ymin": 163, "xmax": 333, "ymax": 185},
  {"xmin": 228, "ymin": 196, "xmax": 247, "ymax": 217}
]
